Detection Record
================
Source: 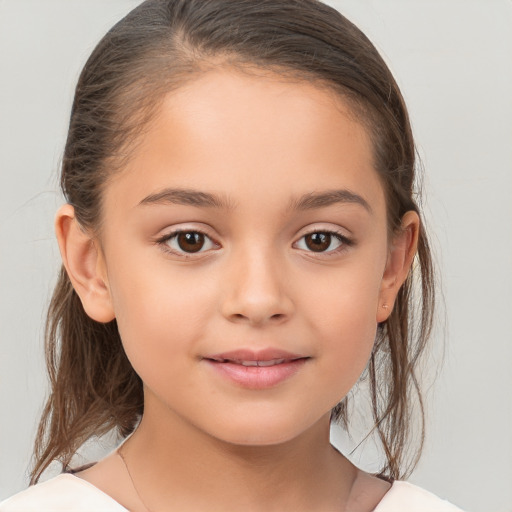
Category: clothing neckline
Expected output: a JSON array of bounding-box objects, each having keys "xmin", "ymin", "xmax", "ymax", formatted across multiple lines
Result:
[
  {"xmin": 64, "ymin": 472, "xmax": 398, "ymax": 511},
  {"xmin": 60, "ymin": 473, "xmax": 130, "ymax": 511}
]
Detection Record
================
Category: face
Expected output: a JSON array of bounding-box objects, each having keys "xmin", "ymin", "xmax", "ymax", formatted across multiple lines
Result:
[{"xmin": 78, "ymin": 69, "xmax": 404, "ymax": 446}]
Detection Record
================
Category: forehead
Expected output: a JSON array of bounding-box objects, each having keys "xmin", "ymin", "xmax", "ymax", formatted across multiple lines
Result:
[{"xmin": 104, "ymin": 68, "xmax": 385, "ymax": 217}]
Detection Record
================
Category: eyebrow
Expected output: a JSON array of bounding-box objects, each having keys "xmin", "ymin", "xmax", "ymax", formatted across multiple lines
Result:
[
  {"xmin": 138, "ymin": 188, "xmax": 234, "ymax": 209},
  {"xmin": 138, "ymin": 187, "xmax": 371, "ymax": 213},
  {"xmin": 289, "ymin": 189, "xmax": 372, "ymax": 213}
]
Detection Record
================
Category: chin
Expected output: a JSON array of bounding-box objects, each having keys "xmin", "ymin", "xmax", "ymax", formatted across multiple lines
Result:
[
  {"xmin": 204, "ymin": 412, "xmax": 324, "ymax": 448},
  {"xmin": 223, "ymin": 430, "xmax": 296, "ymax": 447}
]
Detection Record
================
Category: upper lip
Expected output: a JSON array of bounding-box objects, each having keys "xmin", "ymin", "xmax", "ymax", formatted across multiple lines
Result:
[{"xmin": 204, "ymin": 348, "xmax": 307, "ymax": 363}]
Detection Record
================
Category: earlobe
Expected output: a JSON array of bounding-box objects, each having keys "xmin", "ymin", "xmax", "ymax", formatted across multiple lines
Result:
[
  {"xmin": 55, "ymin": 204, "xmax": 115, "ymax": 323},
  {"xmin": 377, "ymin": 211, "xmax": 420, "ymax": 323}
]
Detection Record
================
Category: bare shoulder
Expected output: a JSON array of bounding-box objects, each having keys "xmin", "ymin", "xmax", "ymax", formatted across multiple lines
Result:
[{"xmin": 74, "ymin": 450, "xmax": 122, "ymax": 485}]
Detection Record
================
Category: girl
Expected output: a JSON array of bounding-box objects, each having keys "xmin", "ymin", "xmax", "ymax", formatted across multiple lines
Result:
[{"xmin": 0, "ymin": 0, "xmax": 464, "ymax": 510}]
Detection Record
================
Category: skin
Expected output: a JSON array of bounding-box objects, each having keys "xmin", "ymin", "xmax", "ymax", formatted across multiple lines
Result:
[{"xmin": 56, "ymin": 68, "xmax": 419, "ymax": 511}]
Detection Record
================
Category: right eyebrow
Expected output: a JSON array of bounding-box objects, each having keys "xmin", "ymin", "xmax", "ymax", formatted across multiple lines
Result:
[{"xmin": 138, "ymin": 188, "xmax": 235, "ymax": 210}]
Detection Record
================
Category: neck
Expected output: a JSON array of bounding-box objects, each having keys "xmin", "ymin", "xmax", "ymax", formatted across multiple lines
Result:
[{"xmin": 122, "ymin": 393, "xmax": 357, "ymax": 512}]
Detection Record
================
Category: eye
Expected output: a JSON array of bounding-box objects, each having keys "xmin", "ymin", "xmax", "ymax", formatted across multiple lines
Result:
[
  {"xmin": 294, "ymin": 231, "xmax": 349, "ymax": 253},
  {"xmin": 161, "ymin": 230, "xmax": 218, "ymax": 254}
]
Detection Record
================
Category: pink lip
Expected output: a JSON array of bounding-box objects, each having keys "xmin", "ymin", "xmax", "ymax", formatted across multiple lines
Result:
[
  {"xmin": 206, "ymin": 348, "xmax": 305, "ymax": 362},
  {"xmin": 203, "ymin": 348, "xmax": 309, "ymax": 390}
]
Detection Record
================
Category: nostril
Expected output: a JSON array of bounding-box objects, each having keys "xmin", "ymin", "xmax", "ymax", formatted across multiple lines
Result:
[{"xmin": 227, "ymin": 311, "xmax": 287, "ymax": 325}]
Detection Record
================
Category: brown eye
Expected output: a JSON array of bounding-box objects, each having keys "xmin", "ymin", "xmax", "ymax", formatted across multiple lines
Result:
[
  {"xmin": 295, "ymin": 231, "xmax": 347, "ymax": 254},
  {"xmin": 304, "ymin": 232, "xmax": 332, "ymax": 252},
  {"xmin": 162, "ymin": 230, "xmax": 217, "ymax": 255},
  {"xmin": 176, "ymin": 232, "xmax": 205, "ymax": 253}
]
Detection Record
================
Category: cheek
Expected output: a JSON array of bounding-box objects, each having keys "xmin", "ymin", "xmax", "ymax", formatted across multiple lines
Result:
[
  {"xmin": 106, "ymin": 258, "xmax": 216, "ymax": 374},
  {"xmin": 300, "ymin": 261, "xmax": 383, "ymax": 393},
  {"xmin": 322, "ymin": 303, "xmax": 377, "ymax": 389},
  {"xmin": 319, "ymin": 309, "xmax": 377, "ymax": 405}
]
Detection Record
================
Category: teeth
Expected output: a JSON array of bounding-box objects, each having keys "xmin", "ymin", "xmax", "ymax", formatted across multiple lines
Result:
[
  {"xmin": 257, "ymin": 359, "xmax": 285, "ymax": 366},
  {"xmin": 238, "ymin": 359, "xmax": 286, "ymax": 367}
]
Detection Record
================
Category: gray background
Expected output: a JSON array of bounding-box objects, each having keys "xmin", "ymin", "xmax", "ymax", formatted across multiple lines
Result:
[{"xmin": 1, "ymin": 1, "xmax": 511, "ymax": 511}]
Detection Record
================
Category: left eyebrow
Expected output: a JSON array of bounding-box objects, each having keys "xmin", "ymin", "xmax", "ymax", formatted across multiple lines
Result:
[{"xmin": 288, "ymin": 189, "xmax": 372, "ymax": 214}]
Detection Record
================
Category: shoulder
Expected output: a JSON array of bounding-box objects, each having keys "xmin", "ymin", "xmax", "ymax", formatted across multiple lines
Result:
[
  {"xmin": 374, "ymin": 481, "xmax": 464, "ymax": 512},
  {"xmin": 0, "ymin": 474, "xmax": 128, "ymax": 512}
]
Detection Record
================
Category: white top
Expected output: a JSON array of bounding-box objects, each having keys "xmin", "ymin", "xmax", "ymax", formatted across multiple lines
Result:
[{"xmin": 0, "ymin": 474, "xmax": 464, "ymax": 511}]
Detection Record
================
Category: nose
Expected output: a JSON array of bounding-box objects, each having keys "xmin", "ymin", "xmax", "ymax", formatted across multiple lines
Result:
[{"xmin": 220, "ymin": 247, "xmax": 294, "ymax": 327}]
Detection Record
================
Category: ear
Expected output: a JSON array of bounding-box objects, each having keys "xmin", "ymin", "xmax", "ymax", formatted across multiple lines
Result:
[
  {"xmin": 377, "ymin": 211, "xmax": 420, "ymax": 323},
  {"xmin": 55, "ymin": 204, "xmax": 115, "ymax": 323}
]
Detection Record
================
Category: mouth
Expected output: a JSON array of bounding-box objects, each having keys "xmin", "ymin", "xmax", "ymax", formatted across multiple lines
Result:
[
  {"xmin": 207, "ymin": 357, "xmax": 303, "ymax": 367},
  {"xmin": 205, "ymin": 348, "xmax": 307, "ymax": 363},
  {"xmin": 203, "ymin": 349, "xmax": 310, "ymax": 389}
]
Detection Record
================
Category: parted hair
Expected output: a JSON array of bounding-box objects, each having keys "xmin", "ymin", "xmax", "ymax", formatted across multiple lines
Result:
[{"xmin": 31, "ymin": 0, "xmax": 434, "ymax": 484}]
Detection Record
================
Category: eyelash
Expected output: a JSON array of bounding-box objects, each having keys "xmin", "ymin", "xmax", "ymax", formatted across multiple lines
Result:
[
  {"xmin": 294, "ymin": 229, "xmax": 353, "ymax": 256},
  {"xmin": 156, "ymin": 228, "xmax": 353, "ymax": 258},
  {"xmin": 156, "ymin": 229, "xmax": 219, "ymax": 258}
]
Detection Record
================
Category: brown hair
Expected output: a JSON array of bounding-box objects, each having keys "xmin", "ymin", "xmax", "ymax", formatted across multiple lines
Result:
[{"xmin": 31, "ymin": 0, "xmax": 434, "ymax": 483}]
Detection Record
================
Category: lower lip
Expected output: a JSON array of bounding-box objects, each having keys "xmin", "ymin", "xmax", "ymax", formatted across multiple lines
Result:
[{"xmin": 204, "ymin": 359, "xmax": 308, "ymax": 389}]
